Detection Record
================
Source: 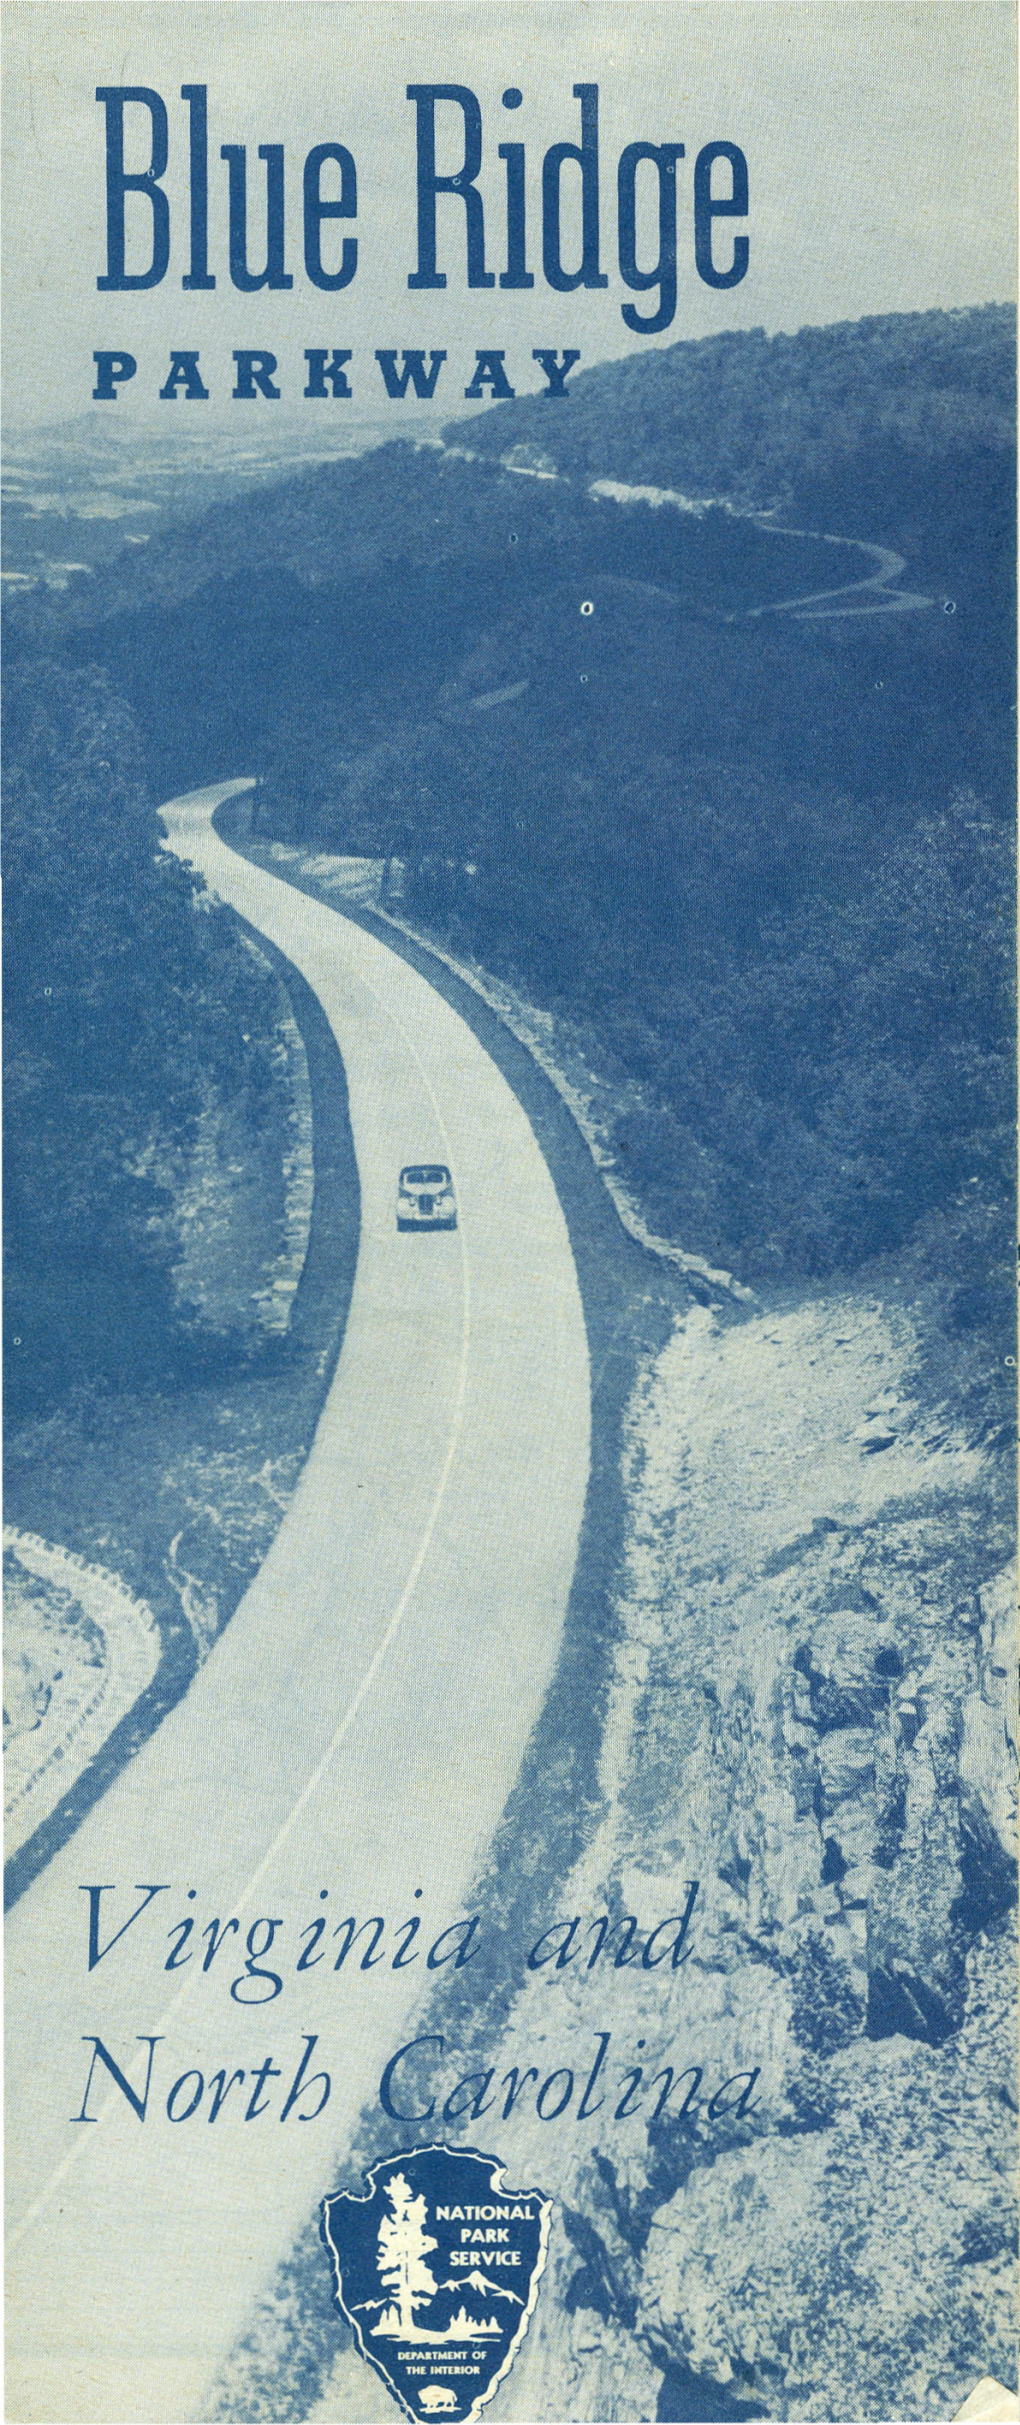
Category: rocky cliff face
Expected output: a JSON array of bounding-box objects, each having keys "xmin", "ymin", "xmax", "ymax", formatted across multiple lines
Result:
[
  {"xmin": 487, "ymin": 1289, "xmax": 1016, "ymax": 2423},
  {"xmin": 234, "ymin": 1265, "xmax": 1015, "ymax": 2425}
]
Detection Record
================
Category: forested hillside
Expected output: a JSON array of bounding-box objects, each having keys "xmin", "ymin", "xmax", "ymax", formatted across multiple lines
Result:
[
  {"xmin": 3, "ymin": 663, "xmax": 288, "ymax": 1415},
  {"xmin": 451, "ymin": 303, "xmax": 1015, "ymax": 528},
  {"xmin": 5, "ymin": 304, "xmax": 1015, "ymax": 1361}
]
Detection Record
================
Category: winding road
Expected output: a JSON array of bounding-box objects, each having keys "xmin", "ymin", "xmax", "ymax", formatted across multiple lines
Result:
[
  {"xmin": 6, "ymin": 781, "xmax": 591, "ymax": 2424},
  {"xmin": 741, "ymin": 521, "xmax": 934, "ymax": 619},
  {"xmin": 450, "ymin": 443, "xmax": 936, "ymax": 620}
]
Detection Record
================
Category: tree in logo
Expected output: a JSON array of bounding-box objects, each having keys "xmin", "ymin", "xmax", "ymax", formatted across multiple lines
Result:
[{"xmin": 374, "ymin": 2173, "xmax": 439, "ymax": 2339}]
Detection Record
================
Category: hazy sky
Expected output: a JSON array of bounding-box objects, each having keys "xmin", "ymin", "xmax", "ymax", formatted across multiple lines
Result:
[{"xmin": 3, "ymin": 0, "xmax": 1016, "ymax": 424}]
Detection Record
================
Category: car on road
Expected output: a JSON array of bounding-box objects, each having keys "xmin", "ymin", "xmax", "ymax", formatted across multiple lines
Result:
[{"xmin": 397, "ymin": 1163, "xmax": 458, "ymax": 1231}]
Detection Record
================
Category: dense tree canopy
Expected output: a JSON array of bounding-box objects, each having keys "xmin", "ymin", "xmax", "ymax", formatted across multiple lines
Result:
[
  {"xmin": 453, "ymin": 306, "xmax": 1016, "ymax": 521},
  {"xmin": 3, "ymin": 662, "xmax": 283, "ymax": 1411}
]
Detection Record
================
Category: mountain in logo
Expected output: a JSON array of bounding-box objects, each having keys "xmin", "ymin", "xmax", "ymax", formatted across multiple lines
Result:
[{"xmin": 439, "ymin": 2270, "xmax": 525, "ymax": 2308}]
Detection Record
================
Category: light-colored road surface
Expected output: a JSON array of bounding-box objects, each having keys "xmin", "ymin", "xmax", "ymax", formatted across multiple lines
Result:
[
  {"xmin": 6, "ymin": 781, "xmax": 590, "ymax": 2424},
  {"xmin": 743, "ymin": 524, "xmax": 934, "ymax": 618}
]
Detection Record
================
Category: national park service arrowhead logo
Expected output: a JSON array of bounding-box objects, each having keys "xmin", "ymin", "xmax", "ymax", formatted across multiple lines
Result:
[{"xmin": 321, "ymin": 2145, "xmax": 552, "ymax": 2423}]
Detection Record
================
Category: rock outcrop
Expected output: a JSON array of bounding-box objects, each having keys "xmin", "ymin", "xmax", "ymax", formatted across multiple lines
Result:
[{"xmin": 483, "ymin": 1293, "xmax": 1018, "ymax": 2421}]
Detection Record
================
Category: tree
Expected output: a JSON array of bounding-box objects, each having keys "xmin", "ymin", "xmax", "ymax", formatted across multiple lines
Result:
[
  {"xmin": 3, "ymin": 658, "xmax": 287, "ymax": 1412},
  {"xmin": 376, "ymin": 2175, "xmax": 439, "ymax": 2338}
]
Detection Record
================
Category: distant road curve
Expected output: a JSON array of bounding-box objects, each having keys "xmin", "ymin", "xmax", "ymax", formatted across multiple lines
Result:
[
  {"xmin": 7, "ymin": 779, "xmax": 590, "ymax": 2425},
  {"xmin": 738, "ymin": 518, "xmax": 935, "ymax": 620},
  {"xmin": 435, "ymin": 439, "xmax": 935, "ymax": 620}
]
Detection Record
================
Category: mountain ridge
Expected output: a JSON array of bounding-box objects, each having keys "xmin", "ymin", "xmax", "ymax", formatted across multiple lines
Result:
[{"xmin": 444, "ymin": 302, "xmax": 1016, "ymax": 524}]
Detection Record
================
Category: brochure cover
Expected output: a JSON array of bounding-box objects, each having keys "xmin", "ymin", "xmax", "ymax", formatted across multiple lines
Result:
[{"xmin": 3, "ymin": 6, "xmax": 1017, "ymax": 2422}]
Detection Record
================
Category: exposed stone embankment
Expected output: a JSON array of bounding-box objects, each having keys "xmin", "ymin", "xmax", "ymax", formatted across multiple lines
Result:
[
  {"xmin": 170, "ymin": 947, "xmax": 314, "ymax": 1340},
  {"xmin": 3, "ymin": 1528, "xmax": 160, "ymax": 1855},
  {"xmin": 482, "ymin": 1292, "xmax": 1017, "ymax": 2423}
]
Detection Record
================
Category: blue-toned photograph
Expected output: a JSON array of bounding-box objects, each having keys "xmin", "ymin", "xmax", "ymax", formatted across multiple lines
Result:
[{"xmin": 3, "ymin": 8, "xmax": 1017, "ymax": 2422}]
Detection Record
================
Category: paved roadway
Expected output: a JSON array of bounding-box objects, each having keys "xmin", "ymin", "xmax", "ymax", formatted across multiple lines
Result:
[
  {"xmin": 6, "ymin": 781, "xmax": 590, "ymax": 2423},
  {"xmin": 743, "ymin": 526, "xmax": 934, "ymax": 619}
]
